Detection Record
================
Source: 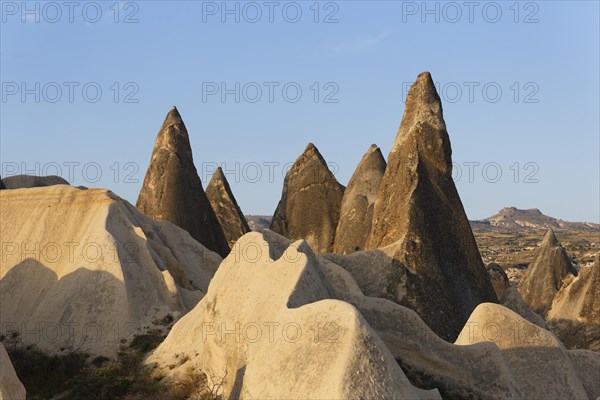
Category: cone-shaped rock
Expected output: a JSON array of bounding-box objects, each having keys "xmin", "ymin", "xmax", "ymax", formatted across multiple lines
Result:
[
  {"xmin": 333, "ymin": 144, "xmax": 386, "ymax": 254},
  {"xmin": 518, "ymin": 229, "xmax": 577, "ymax": 315},
  {"xmin": 548, "ymin": 254, "xmax": 600, "ymax": 351},
  {"xmin": 205, "ymin": 167, "xmax": 250, "ymax": 247},
  {"xmin": 365, "ymin": 72, "xmax": 497, "ymax": 340},
  {"xmin": 270, "ymin": 143, "xmax": 345, "ymax": 254},
  {"xmin": 136, "ymin": 107, "xmax": 229, "ymax": 257}
]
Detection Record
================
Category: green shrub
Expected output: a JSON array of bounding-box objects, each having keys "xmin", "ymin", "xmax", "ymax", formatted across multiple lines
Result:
[
  {"xmin": 6, "ymin": 347, "xmax": 87, "ymax": 400},
  {"xmin": 3, "ymin": 332, "xmax": 224, "ymax": 400},
  {"xmin": 129, "ymin": 329, "xmax": 165, "ymax": 353}
]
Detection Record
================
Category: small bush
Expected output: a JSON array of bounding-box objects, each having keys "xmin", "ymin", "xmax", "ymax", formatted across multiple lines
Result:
[
  {"xmin": 152, "ymin": 314, "xmax": 174, "ymax": 326},
  {"xmin": 5, "ymin": 346, "xmax": 87, "ymax": 400},
  {"xmin": 173, "ymin": 367, "xmax": 227, "ymax": 400},
  {"xmin": 3, "ymin": 334, "xmax": 224, "ymax": 400},
  {"xmin": 129, "ymin": 329, "xmax": 165, "ymax": 353}
]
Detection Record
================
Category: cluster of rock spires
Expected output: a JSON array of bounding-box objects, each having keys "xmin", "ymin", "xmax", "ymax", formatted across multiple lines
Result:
[
  {"xmin": 147, "ymin": 230, "xmax": 600, "ymax": 400},
  {"xmin": 136, "ymin": 107, "xmax": 230, "ymax": 257},
  {"xmin": 2, "ymin": 72, "xmax": 599, "ymax": 399},
  {"xmin": 508, "ymin": 228, "xmax": 600, "ymax": 352},
  {"xmin": 270, "ymin": 72, "xmax": 496, "ymax": 340}
]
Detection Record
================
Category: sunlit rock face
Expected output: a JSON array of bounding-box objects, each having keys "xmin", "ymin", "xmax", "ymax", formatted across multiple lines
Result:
[
  {"xmin": 333, "ymin": 144, "xmax": 386, "ymax": 255},
  {"xmin": 0, "ymin": 185, "xmax": 221, "ymax": 356},
  {"xmin": 136, "ymin": 107, "xmax": 230, "ymax": 257},
  {"xmin": 271, "ymin": 143, "xmax": 345, "ymax": 254}
]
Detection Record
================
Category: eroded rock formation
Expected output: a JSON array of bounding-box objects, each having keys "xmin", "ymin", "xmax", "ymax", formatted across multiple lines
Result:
[
  {"xmin": 518, "ymin": 229, "xmax": 577, "ymax": 315},
  {"xmin": 547, "ymin": 254, "xmax": 600, "ymax": 351},
  {"xmin": 146, "ymin": 231, "xmax": 440, "ymax": 399},
  {"xmin": 136, "ymin": 107, "xmax": 229, "ymax": 257},
  {"xmin": 206, "ymin": 167, "xmax": 250, "ymax": 247},
  {"xmin": 328, "ymin": 72, "xmax": 497, "ymax": 340},
  {"xmin": 0, "ymin": 185, "xmax": 222, "ymax": 356},
  {"xmin": 333, "ymin": 144, "xmax": 386, "ymax": 254},
  {"xmin": 270, "ymin": 143, "xmax": 345, "ymax": 254}
]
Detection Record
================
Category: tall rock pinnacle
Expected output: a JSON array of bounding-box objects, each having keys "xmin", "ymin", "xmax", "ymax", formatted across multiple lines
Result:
[
  {"xmin": 365, "ymin": 72, "xmax": 497, "ymax": 340},
  {"xmin": 270, "ymin": 143, "xmax": 345, "ymax": 254},
  {"xmin": 518, "ymin": 229, "xmax": 578, "ymax": 315},
  {"xmin": 205, "ymin": 167, "xmax": 250, "ymax": 247},
  {"xmin": 136, "ymin": 107, "xmax": 229, "ymax": 257},
  {"xmin": 333, "ymin": 144, "xmax": 386, "ymax": 254}
]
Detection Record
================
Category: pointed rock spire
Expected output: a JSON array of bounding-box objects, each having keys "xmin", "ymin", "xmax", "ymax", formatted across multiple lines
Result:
[
  {"xmin": 542, "ymin": 228, "xmax": 560, "ymax": 247},
  {"xmin": 136, "ymin": 107, "xmax": 230, "ymax": 257},
  {"xmin": 364, "ymin": 71, "xmax": 497, "ymax": 340},
  {"xmin": 270, "ymin": 143, "xmax": 345, "ymax": 254},
  {"xmin": 548, "ymin": 254, "xmax": 599, "ymax": 351},
  {"xmin": 518, "ymin": 229, "xmax": 577, "ymax": 315},
  {"xmin": 333, "ymin": 144, "xmax": 386, "ymax": 254},
  {"xmin": 205, "ymin": 167, "xmax": 250, "ymax": 247}
]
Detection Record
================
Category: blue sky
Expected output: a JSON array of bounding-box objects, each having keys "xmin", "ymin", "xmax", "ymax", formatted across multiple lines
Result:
[{"xmin": 1, "ymin": 0, "xmax": 599, "ymax": 222}]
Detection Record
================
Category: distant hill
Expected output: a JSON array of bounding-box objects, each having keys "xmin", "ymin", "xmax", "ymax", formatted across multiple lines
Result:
[
  {"xmin": 246, "ymin": 215, "xmax": 272, "ymax": 231},
  {"xmin": 471, "ymin": 207, "xmax": 599, "ymax": 231},
  {"xmin": 247, "ymin": 208, "xmax": 599, "ymax": 233}
]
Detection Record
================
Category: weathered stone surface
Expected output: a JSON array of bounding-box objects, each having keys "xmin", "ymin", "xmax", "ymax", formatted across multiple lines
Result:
[
  {"xmin": 315, "ymin": 251, "xmax": 521, "ymax": 400},
  {"xmin": 270, "ymin": 143, "xmax": 345, "ymax": 254},
  {"xmin": 333, "ymin": 144, "xmax": 386, "ymax": 254},
  {"xmin": 455, "ymin": 303, "xmax": 589, "ymax": 399},
  {"xmin": 1, "ymin": 174, "xmax": 69, "ymax": 189},
  {"xmin": 337, "ymin": 72, "xmax": 497, "ymax": 341},
  {"xmin": 568, "ymin": 349, "xmax": 600, "ymax": 399},
  {"xmin": 323, "ymin": 246, "xmax": 404, "ymax": 302},
  {"xmin": 547, "ymin": 254, "xmax": 600, "ymax": 351},
  {"xmin": 206, "ymin": 167, "xmax": 250, "ymax": 247},
  {"xmin": 487, "ymin": 262, "xmax": 509, "ymax": 301},
  {"xmin": 502, "ymin": 287, "xmax": 547, "ymax": 328},
  {"xmin": 518, "ymin": 229, "xmax": 577, "ymax": 315},
  {"xmin": 146, "ymin": 231, "xmax": 440, "ymax": 400},
  {"xmin": 317, "ymin": 232, "xmax": 592, "ymax": 400},
  {"xmin": 0, "ymin": 343, "xmax": 26, "ymax": 400},
  {"xmin": 0, "ymin": 185, "xmax": 221, "ymax": 356},
  {"xmin": 136, "ymin": 107, "xmax": 229, "ymax": 257}
]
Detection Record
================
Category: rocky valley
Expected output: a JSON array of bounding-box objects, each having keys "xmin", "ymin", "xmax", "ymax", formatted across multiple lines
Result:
[{"xmin": 1, "ymin": 72, "xmax": 598, "ymax": 400}]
